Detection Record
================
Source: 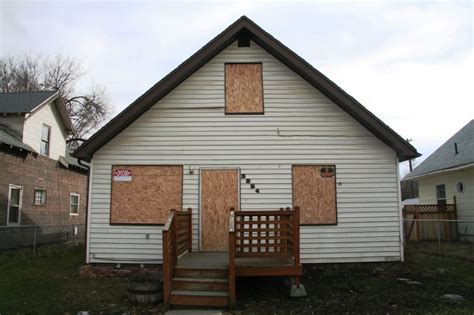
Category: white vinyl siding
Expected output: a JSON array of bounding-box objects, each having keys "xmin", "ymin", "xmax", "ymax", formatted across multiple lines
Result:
[
  {"xmin": 22, "ymin": 101, "xmax": 67, "ymax": 160},
  {"xmin": 88, "ymin": 40, "xmax": 401, "ymax": 264},
  {"xmin": 417, "ymin": 167, "xmax": 474, "ymax": 238}
]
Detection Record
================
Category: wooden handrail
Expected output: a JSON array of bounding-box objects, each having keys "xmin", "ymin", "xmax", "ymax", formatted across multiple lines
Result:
[
  {"xmin": 228, "ymin": 210, "xmax": 236, "ymax": 306},
  {"xmin": 162, "ymin": 208, "xmax": 192, "ymax": 306}
]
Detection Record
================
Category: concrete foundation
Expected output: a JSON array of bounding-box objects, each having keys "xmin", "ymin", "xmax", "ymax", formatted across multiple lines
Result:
[{"xmin": 290, "ymin": 284, "xmax": 307, "ymax": 297}]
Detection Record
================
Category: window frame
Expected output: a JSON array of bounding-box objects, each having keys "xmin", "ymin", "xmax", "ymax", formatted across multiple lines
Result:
[
  {"xmin": 40, "ymin": 124, "xmax": 51, "ymax": 156},
  {"xmin": 7, "ymin": 184, "xmax": 23, "ymax": 225},
  {"xmin": 70, "ymin": 193, "xmax": 80, "ymax": 216},
  {"xmin": 34, "ymin": 189, "xmax": 47, "ymax": 206},
  {"xmin": 435, "ymin": 184, "xmax": 447, "ymax": 205},
  {"xmin": 456, "ymin": 181, "xmax": 464, "ymax": 194}
]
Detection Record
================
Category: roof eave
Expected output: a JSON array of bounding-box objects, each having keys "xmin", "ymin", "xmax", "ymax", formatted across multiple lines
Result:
[{"xmin": 405, "ymin": 162, "xmax": 474, "ymax": 180}]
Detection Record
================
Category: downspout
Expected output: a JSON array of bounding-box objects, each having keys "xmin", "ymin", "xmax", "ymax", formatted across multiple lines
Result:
[{"xmin": 78, "ymin": 158, "xmax": 92, "ymax": 264}]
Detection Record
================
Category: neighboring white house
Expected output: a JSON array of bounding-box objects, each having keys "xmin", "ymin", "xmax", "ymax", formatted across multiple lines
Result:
[
  {"xmin": 74, "ymin": 16, "xmax": 419, "ymax": 265},
  {"xmin": 405, "ymin": 120, "xmax": 474, "ymax": 240},
  {"xmin": 0, "ymin": 91, "xmax": 72, "ymax": 160}
]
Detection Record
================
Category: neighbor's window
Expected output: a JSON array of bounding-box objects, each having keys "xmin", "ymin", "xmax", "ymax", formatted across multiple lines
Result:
[
  {"xmin": 40, "ymin": 124, "xmax": 51, "ymax": 156},
  {"xmin": 436, "ymin": 184, "xmax": 446, "ymax": 206},
  {"xmin": 8, "ymin": 184, "xmax": 22, "ymax": 225},
  {"xmin": 70, "ymin": 193, "xmax": 80, "ymax": 215},
  {"xmin": 456, "ymin": 181, "xmax": 464, "ymax": 194},
  {"xmin": 34, "ymin": 189, "xmax": 46, "ymax": 206}
]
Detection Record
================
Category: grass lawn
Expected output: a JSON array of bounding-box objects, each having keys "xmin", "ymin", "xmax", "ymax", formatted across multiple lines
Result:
[{"xmin": 0, "ymin": 242, "xmax": 473, "ymax": 314}]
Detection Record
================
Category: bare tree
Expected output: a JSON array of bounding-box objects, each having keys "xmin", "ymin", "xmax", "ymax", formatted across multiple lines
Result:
[{"xmin": 0, "ymin": 55, "xmax": 111, "ymax": 146}]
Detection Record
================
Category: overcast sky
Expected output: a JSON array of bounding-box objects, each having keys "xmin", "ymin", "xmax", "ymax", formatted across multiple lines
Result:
[{"xmin": 1, "ymin": 0, "xmax": 472, "ymax": 175}]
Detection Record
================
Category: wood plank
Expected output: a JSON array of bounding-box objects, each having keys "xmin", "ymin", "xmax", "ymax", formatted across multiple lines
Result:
[
  {"xmin": 110, "ymin": 165, "xmax": 183, "ymax": 224},
  {"xmin": 225, "ymin": 63, "xmax": 263, "ymax": 114},
  {"xmin": 236, "ymin": 265, "xmax": 302, "ymax": 277},
  {"xmin": 201, "ymin": 169, "xmax": 239, "ymax": 251},
  {"xmin": 293, "ymin": 165, "xmax": 337, "ymax": 224}
]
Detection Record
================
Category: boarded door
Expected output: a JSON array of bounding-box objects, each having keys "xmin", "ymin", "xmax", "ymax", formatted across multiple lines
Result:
[{"xmin": 200, "ymin": 169, "xmax": 239, "ymax": 251}]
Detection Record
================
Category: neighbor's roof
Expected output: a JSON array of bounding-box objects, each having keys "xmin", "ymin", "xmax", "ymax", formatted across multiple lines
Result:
[
  {"xmin": 0, "ymin": 125, "xmax": 37, "ymax": 153},
  {"xmin": 405, "ymin": 120, "xmax": 474, "ymax": 179},
  {"xmin": 74, "ymin": 16, "xmax": 419, "ymax": 162},
  {"xmin": 0, "ymin": 91, "xmax": 57, "ymax": 113},
  {"xmin": 0, "ymin": 91, "xmax": 74, "ymax": 133},
  {"xmin": 59, "ymin": 152, "xmax": 89, "ymax": 171}
]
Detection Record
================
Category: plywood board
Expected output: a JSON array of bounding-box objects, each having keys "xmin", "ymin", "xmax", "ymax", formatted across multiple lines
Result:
[
  {"xmin": 292, "ymin": 165, "xmax": 337, "ymax": 225},
  {"xmin": 225, "ymin": 63, "xmax": 263, "ymax": 114},
  {"xmin": 110, "ymin": 165, "xmax": 183, "ymax": 224},
  {"xmin": 200, "ymin": 169, "xmax": 239, "ymax": 251}
]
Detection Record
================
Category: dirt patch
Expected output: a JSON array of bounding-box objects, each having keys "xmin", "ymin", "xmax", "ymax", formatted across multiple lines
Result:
[{"xmin": 229, "ymin": 242, "xmax": 474, "ymax": 314}]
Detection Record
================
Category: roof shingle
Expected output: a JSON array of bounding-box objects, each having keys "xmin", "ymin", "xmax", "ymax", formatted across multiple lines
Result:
[
  {"xmin": 405, "ymin": 120, "xmax": 474, "ymax": 179},
  {"xmin": 0, "ymin": 91, "xmax": 57, "ymax": 113}
]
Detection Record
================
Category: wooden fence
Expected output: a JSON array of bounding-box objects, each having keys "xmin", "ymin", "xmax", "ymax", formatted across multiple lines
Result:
[{"xmin": 403, "ymin": 204, "xmax": 457, "ymax": 241}]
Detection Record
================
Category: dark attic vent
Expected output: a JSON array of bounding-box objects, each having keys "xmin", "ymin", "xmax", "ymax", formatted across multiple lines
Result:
[
  {"xmin": 238, "ymin": 35, "xmax": 250, "ymax": 47},
  {"xmin": 455, "ymin": 142, "xmax": 459, "ymax": 155}
]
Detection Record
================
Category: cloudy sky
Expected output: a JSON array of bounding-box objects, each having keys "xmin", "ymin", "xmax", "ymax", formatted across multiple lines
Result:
[{"xmin": 1, "ymin": 0, "xmax": 472, "ymax": 175}]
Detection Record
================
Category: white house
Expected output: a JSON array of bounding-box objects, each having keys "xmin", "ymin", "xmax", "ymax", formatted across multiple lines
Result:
[
  {"xmin": 74, "ymin": 16, "xmax": 419, "ymax": 266},
  {"xmin": 405, "ymin": 120, "xmax": 473, "ymax": 240}
]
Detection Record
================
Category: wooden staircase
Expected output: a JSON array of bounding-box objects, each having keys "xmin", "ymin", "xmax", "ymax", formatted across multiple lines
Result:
[
  {"xmin": 162, "ymin": 207, "xmax": 302, "ymax": 308},
  {"xmin": 169, "ymin": 266, "xmax": 229, "ymax": 307}
]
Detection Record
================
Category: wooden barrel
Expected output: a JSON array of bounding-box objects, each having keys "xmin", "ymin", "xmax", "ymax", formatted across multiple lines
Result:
[{"xmin": 127, "ymin": 271, "xmax": 163, "ymax": 304}]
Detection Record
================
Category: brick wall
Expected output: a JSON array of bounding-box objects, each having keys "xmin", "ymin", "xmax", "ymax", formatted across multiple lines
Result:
[{"xmin": 0, "ymin": 146, "xmax": 88, "ymax": 226}]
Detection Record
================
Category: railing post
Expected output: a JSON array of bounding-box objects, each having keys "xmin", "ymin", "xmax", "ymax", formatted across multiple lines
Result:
[
  {"xmin": 229, "ymin": 210, "xmax": 236, "ymax": 307},
  {"xmin": 293, "ymin": 206, "xmax": 301, "ymax": 287},
  {"xmin": 187, "ymin": 207, "xmax": 193, "ymax": 253},
  {"xmin": 171, "ymin": 209, "xmax": 178, "ymax": 264},
  {"xmin": 162, "ymin": 228, "xmax": 170, "ymax": 307},
  {"xmin": 162, "ymin": 211, "xmax": 176, "ymax": 308}
]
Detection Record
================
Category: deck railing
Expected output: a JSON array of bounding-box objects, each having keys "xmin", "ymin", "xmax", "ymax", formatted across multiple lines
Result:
[
  {"xmin": 162, "ymin": 208, "xmax": 192, "ymax": 305},
  {"xmin": 228, "ymin": 207, "xmax": 300, "ymax": 305}
]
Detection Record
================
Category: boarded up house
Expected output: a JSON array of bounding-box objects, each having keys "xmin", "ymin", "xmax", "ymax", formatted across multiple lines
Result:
[{"xmin": 74, "ymin": 17, "xmax": 419, "ymax": 306}]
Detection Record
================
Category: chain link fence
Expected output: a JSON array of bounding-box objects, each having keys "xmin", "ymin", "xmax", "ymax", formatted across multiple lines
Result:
[{"xmin": 0, "ymin": 224, "xmax": 85, "ymax": 257}]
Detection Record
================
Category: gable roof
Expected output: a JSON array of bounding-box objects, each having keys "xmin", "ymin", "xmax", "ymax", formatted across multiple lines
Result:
[
  {"xmin": 405, "ymin": 120, "xmax": 474, "ymax": 180},
  {"xmin": 0, "ymin": 91, "xmax": 74, "ymax": 133},
  {"xmin": 0, "ymin": 91, "xmax": 57, "ymax": 113},
  {"xmin": 74, "ymin": 16, "xmax": 419, "ymax": 162}
]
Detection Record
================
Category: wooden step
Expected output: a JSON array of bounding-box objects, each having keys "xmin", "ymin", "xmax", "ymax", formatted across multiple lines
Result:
[
  {"xmin": 170, "ymin": 290, "xmax": 229, "ymax": 307},
  {"xmin": 174, "ymin": 267, "xmax": 228, "ymax": 279},
  {"xmin": 172, "ymin": 277, "xmax": 228, "ymax": 291}
]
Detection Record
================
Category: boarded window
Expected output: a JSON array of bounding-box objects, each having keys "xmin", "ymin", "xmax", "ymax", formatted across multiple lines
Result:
[
  {"xmin": 292, "ymin": 165, "xmax": 337, "ymax": 225},
  {"xmin": 225, "ymin": 63, "xmax": 263, "ymax": 114},
  {"xmin": 110, "ymin": 165, "xmax": 183, "ymax": 225}
]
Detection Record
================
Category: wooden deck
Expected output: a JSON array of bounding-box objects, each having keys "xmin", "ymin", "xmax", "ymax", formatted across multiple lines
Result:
[
  {"xmin": 162, "ymin": 208, "xmax": 303, "ymax": 308},
  {"xmin": 178, "ymin": 252, "xmax": 297, "ymax": 271}
]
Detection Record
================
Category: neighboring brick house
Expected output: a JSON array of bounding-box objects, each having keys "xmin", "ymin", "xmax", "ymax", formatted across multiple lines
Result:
[{"xmin": 0, "ymin": 91, "xmax": 88, "ymax": 227}]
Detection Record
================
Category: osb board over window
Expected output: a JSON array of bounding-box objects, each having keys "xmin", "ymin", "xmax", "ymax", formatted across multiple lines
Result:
[
  {"xmin": 200, "ymin": 169, "xmax": 239, "ymax": 251},
  {"xmin": 225, "ymin": 63, "xmax": 264, "ymax": 114},
  {"xmin": 292, "ymin": 165, "xmax": 337, "ymax": 225},
  {"xmin": 110, "ymin": 165, "xmax": 183, "ymax": 225}
]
